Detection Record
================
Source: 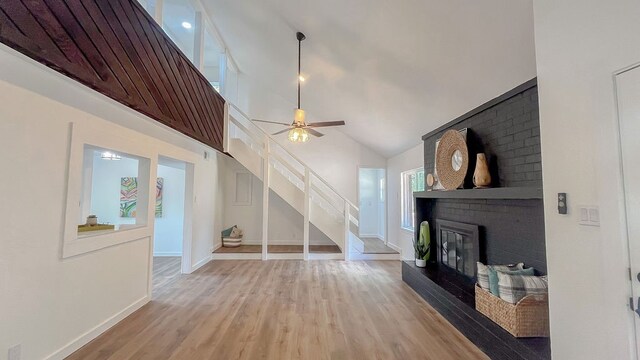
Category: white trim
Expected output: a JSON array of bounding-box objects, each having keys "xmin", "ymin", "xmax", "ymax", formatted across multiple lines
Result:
[
  {"xmin": 44, "ymin": 295, "xmax": 149, "ymax": 360},
  {"xmin": 212, "ymin": 241, "xmax": 222, "ymax": 252},
  {"xmin": 303, "ymin": 167, "xmax": 311, "ymax": 260},
  {"xmin": 62, "ymin": 122, "xmax": 157, "ymax": 258},
  {"xmin": 181, "ymin": 162, "xmax": 195, "ymax": 275},
  {"xmin": 212, "ymin": 252, "xmax": 262, "ymax": 260},
  {"xmin": 400, "ymin": 227, "xmax": 415, "ymax": 234},
  {"xmin": 262, "ymin": 138, "xmax": 270, "ymax": 260},
  {"xmin": 153, "ymin": 252, "xmax": 182, "ymax": 257},
  {"xmin": 386, "ymin": 241, "xmax": 402, "ymax": 253},
  {"xmin": 190, "ymin": 256, "xmax": 211, "ymax": 273},
  {"xmin": 613, "ymin": 64, "xmax": 640, "ymax": 359},
  {"xmin": 239, "ymin": 239, "xmax": 305, "ymax": 245}
]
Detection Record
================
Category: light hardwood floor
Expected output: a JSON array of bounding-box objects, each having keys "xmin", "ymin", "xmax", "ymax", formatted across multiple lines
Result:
[
  {"xmin": 152, "ymin": 256, "xmax": 181, "ymax": 290},
  {"xmin": 68, "ymin": 260, "xmax": 488, "ymax": 360},
  {"xmin": 361, "ymin": 237, "xmax": 399, "ymax": 254}
]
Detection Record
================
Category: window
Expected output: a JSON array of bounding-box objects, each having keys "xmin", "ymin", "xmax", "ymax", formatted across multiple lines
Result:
[
  {"xmin": 203, "ymin": 27, "xmax": 224, "ymax": 93},
  {"xmin": 162, "ymin": 0, "xmax": 196, "ymax": 62},
  {"xmin": 401, "ymin": 168, "xmax": 425, "ymax": 231}
]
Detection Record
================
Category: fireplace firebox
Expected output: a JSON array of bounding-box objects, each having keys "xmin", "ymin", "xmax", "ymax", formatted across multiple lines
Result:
[{"xmin": 436, "ymin": 219, "xmax": 480, "ymax": 279}]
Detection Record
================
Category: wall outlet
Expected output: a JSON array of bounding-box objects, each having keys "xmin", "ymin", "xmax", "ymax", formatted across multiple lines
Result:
[{"xmin": 8, "ymin": 344, "xmax": 21, "ymax": 360}]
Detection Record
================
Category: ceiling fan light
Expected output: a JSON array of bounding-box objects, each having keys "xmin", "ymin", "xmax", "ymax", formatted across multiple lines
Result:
[
  {"xmin": 294, "ymin": 108, "xmax": 306, "ymax": 125},
  {"xmin": 288, "ymin": 128, "xmax": 310, "ymax": 143}
]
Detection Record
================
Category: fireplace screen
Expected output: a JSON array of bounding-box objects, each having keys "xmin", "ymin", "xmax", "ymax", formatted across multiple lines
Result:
[{"xmin": 436, "ymin": 220, "xmax": 480, "ymax": 278}]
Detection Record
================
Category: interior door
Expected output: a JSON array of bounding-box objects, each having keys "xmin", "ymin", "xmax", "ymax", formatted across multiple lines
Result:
[{"xmin": 616, "ymin": 64, "xmax": 640, "ymax": 358}]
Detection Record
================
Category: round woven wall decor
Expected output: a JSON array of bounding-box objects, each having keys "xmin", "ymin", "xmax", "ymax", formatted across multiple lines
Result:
[{"xmin": 435, "ymin": 130, "xmax": 469, "ymax": 190}]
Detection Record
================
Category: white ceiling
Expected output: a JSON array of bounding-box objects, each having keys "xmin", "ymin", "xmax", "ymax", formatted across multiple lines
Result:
[{"xmin": 200, "ymin": 0, "xmax": 537, "ymax": 157}]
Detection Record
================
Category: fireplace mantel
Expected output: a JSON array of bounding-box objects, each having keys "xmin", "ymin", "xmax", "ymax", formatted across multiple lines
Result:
[{"xmin": 414, "ymin": 187, "xmax": 542, "ymax": 200}]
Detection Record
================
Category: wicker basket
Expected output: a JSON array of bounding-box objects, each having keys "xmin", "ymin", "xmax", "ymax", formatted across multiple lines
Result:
[{"xmin": 475, "ymin": 285, "xmax": 550, "ymax": 337}]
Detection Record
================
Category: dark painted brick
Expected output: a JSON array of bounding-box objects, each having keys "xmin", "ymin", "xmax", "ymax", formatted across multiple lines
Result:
[{"xmin": 420, "ymin": 85, "xmax": 545, "ymax": 274}]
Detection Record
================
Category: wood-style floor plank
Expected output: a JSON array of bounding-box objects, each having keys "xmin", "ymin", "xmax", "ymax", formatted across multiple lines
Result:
[
  {"xmin": 152, "ymin": 256, "xmax": 181, "ymax": 290},
  {"xmin": 67, "ymin": 260, "xmax": 489, "ymax": 360}
]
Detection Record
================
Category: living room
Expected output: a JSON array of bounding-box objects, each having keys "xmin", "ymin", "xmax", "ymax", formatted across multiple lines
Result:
[{"xmin": 1, "ymin": 0, "xmax": 639, "ymax": 359}]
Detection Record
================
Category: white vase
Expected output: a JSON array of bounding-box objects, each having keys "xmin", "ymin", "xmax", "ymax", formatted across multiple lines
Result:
[{"xmin": 415, "ymin": 259, "xmax": 427, "ymax": 268}]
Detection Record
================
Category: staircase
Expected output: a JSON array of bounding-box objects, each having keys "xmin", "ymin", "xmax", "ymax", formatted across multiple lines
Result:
[{"xmin": 223, "ymin": 103, "xmax": 361, "ymax": 260}]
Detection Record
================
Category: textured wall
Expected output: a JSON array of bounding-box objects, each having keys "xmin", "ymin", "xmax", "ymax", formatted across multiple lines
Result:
[{"xmin": 420, "ymin": 82, "xmax": 546, "ymax": 274}]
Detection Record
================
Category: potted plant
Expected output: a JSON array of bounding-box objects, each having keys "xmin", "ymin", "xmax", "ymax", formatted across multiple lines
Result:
[{"xmin": 414, "ymin": 221, "xmax": 431, "ymax": 267}]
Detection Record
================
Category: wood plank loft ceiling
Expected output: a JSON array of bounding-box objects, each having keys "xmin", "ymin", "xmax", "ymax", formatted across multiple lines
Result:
[
  {"xmin": 201, "ymin": 0, "xmax": 537, "ymax": 157},
  {"xmin": 0, "ymin": 0, "xmax": 225, "ymax": 152}
]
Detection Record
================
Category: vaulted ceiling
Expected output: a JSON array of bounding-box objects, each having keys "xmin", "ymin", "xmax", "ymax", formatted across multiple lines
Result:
[{"xmin": 201, "ymin": 0, "xmax": 536, "ymax": 157}]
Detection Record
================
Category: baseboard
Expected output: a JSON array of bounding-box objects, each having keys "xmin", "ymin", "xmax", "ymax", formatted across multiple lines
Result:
[
  {"xmin": 212, "ymin": 252, "xmax": 262, "ymax": 260},
  {"xmin": 386, "ymin": 242, "xmax": 402, "ymax": 253},
  {"xmin": 241, "ymin": 239, "xmax": 304, "ymax": 246},
  {"xmin": 45, "ymin": 295, "xmax": 149, "ymax": 360},
  {"xmin": 212, "ymin": 241, "xmax": 222, "ymax": 252},
  {"xmin": 153, "ymin": 252, "xmax": 182, "ymax": 257},
  {"xmin": 191, "ymin": 256, "xmax": 211, "ymax": 272}
]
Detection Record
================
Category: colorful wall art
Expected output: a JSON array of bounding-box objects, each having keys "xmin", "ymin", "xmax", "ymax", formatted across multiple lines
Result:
[{"xmin": 120, "ymin": 177, "xmax": 163, "ymax": 218}]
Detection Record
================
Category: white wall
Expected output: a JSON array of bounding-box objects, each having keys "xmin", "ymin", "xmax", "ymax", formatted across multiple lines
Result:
[
  {"xmin": 0, "ymin": 45, "xmax": 224, "ymax": 360},
  {"xmin": 533, "ymin": 1, "xmax": 640, "ymax": 359},
  {"xmin": 154, "ymin": 164, "xmax": 186, "ymax": 256},
  {"xmin": 241, "ymin": 78, "xmax": 386, "ymax": 205},
  {"xmin": 220, "ymin": 156, "xmax": 333, "ymax": 245},
  {"xmin": 220, "ymin": 156, "xmax": 264, "ymax": 242},
  {"xmin": 386, "ymin": 143, "xmax": 423, "ymax": 260},
  {"xmin": 358, "ymin": 168, "xmax": 385, "ymax": 239},
  {"xmin": 90, "ymin": 152, "xmax": 139, "ymax": 228}
]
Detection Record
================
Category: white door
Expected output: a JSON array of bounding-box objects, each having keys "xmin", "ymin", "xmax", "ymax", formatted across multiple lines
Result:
[{"xmin": 616, "ymin": 64, "xmax": 640, "ymax": 358}]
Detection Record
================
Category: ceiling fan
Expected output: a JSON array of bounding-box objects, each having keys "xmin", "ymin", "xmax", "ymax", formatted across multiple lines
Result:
[{"xmin": 251, "ymin": 32, "xmax": 346, "ymax": 143}]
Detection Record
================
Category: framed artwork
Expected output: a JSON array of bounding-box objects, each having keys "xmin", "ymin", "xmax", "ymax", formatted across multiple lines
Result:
[{"xmin": 120, "ymin": 177, "xmax": 163, "ymax": 218}]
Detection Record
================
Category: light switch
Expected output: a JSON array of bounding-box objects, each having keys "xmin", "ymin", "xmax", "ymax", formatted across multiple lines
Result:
[
  {"xmin": 558, "ymin": 193, "xmax": 567, "ymax": 214},
  {"xmin": 580, "ymin": 208, "xmax": 589, "ymax": 222},
  {"xmin": 588, "ymin": 207, "xmax": 600, "ymax": 224},
  {"xmin": 579, "ymin": 206, "xmax": 600, "ymax": 227},
  {"xmin": 8, "ymin": 344, "xmax": 21, "ymax": 360}
]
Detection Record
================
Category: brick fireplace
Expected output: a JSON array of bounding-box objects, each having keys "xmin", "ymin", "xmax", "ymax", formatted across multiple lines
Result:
[{"xmin": 402, "ymin": 79, "xmax": 550, "ymax": 360}]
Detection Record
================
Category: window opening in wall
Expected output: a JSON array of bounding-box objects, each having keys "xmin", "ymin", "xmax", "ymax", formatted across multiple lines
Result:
[
  {"xmin": 78, "ymin": 145, "xmax": 149, "ymax": 237},
  {"xmin": 401, "ymin": 167, "xmax": 425, "ymax": 231}
]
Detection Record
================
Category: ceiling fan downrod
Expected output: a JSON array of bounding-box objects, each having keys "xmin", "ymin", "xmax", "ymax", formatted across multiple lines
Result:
[{"xmin": 297, "ymin": 31, "xmax": 305, "ymax": 110}]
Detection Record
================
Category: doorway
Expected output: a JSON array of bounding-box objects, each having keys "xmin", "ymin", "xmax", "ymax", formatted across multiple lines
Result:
[
  {"xmin": 152, "ymin": 156, "xmax": 189, "ymax": 292},
  {"xmin": 358, "ymin": 167, "xmax": 389, "ymax": 252},
  {"xmin": 616, "ymin": 63, "xmax": 640, "ymax": 358}
]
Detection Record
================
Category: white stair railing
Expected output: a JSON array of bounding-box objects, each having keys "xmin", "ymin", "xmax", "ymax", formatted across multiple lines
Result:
[{"xmin": 225, "ymin": 103, "xmax": 359, "ymax": 259}]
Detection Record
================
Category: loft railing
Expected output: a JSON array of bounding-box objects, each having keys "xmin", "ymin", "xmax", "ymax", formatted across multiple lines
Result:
[{"xmin": 225, "ymin": 103, "xmax": 359, "ymax": 259}]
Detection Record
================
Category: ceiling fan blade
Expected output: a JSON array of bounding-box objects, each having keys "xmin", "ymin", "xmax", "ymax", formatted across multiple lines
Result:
[
  {"xmin": 272, "ymin": 128, "xmax": 292, "ymax": 136},
  {"xmin": 252, "ymin": 119, "xmax": 291, "ymax": 126},
  {"xmin": 306, "ymin": 128, "xmax": 325, "ymax": 137},
  {"xmin": 306, "ymin": 121, "xmax": 346, "ymax": 128}
]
